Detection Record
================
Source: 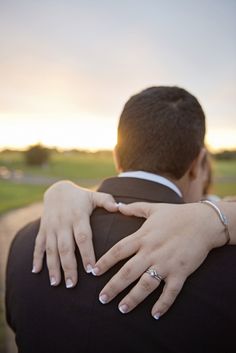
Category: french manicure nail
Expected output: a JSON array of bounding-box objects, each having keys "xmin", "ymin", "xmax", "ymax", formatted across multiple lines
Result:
[
  {"xmin": 99, "ymin": 294, "xmax": 108, "ymax": 304},
  {"xmin": 119, "ymin": 304, "xmax": 129, "ymax": 314},
  {"xmin": 50, "ymin": 277, "xmax": 57, "ymax": 286},
  {"xmin": 86, "ymin": 264, "xmax": 93, "ymax": 273},
  {"xmin": 92, "ymin": 267, "xmax": 100, "ymax": 276},
  {"xmin": 153, "ymin": 313, "xmax": 161, "ymax": 320},
  {"xmin": 32, "ymin": 266, "xmax": 36, "ymax": 273},
  {"xmin": 66, "ymin": 278, "xmax": 74, "ymax": 288}
]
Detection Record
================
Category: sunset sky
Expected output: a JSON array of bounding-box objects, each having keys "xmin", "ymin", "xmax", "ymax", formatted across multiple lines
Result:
[{"xmin": 0, "ymin": 0, "xmax": 235, "ymax": 151}]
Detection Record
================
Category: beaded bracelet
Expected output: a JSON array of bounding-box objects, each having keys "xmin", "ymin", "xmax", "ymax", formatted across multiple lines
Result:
[{"xmin": 200, "ymin": 200, "xmax": 230, "ymax": 245}]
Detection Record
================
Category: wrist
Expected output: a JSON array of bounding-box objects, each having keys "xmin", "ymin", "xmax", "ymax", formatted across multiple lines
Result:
[{"xmin": 196, "ymin": 202, "xmax": 229, "ymax": 249}]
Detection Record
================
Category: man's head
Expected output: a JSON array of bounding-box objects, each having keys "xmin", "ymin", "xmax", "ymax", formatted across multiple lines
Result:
[{"xmin": 114, "ymin": 86, "xmax": 208, "ymax": 201}]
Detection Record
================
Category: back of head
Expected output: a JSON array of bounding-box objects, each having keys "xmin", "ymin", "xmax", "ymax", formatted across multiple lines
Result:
[{"xmin": 116, "ymin": 86, "xmax": 206, "ymax": 179}]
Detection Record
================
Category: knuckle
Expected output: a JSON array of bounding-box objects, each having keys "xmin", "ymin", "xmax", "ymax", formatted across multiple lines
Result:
[
  {"xmin": 58, "ymin": 242, "xmax": 71, "ymax": 256},
  {"xmin": 73, "ymin": 212, "xmax": 86, "ymax": 223},
  {"xmin": 103, "ymin": 194, "xmax": 110, "ymax": 201},
  {"xmin": 46, "ymin": 245, "xmax": 54, "ymax": 256},
  {"xmin": 168, "ymin": 286, "xmax": 179, "ymax": 297},
  {"xmin": 160, "ymin": 301, "xmax": 170, "ymax": 312},
  {"xmin": 62, "ymin": 263, "xmax": 74, "ymax": 273},
  {"xmin": 75, "ymin": 232, "xmax": 88, "ymax": 246},
  {"xmin": 97, "ymin": 258, "xmax": 109, "ymax": 271},
  {"xmin": 112, "ymin": 243, "xmax": 123, "ymax": 260},
  {"xmin": 120, "ymin": 265, "xmax": 132, "ymax": 281},
  {"xmin": 35, "ymin": 246, "xmax": 45, "ymax": 256},
  {"xmin": 59, "ymin": 247, "xmax": 71, "ymax": 257},
  {"xmin": 178, "ymin": 259, "xmax": 187, "ymax": 270},
  {"xmin": 106, "ymin": 281, "xmax": 118, "ymax": 295},
  {"xmin": 140, "ymin": 277, "xmax": 153, "ymax": 292},
  {"xmin": 139, "ymin": 237, "xmax": 151, "ymax": 250},
  {"xmin": 105, "ymin": 195, "xmax": 113, "ymax": 204}
]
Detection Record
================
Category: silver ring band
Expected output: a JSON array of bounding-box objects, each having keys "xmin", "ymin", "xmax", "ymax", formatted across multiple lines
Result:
[{"xmin": 145, "ymin": 268, "xmax": 163, "ymax": 282}]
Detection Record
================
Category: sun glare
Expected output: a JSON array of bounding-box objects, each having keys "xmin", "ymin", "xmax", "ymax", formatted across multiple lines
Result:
[
  {"xmin": 206, "ymin": 129, "xmax": 236, "ymax": 152},
  {"xmin": 0, "ymin": 113, "xmax": 117, "ymax": 151},
  {"xmin": 0, "ymin": 114, "xmax": 235, "ymax": 152}
]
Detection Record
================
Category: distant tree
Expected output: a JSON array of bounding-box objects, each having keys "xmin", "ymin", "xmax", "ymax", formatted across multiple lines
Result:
[
  {"xmin": 25, "ymin": 144, "xmax": 50, "ymax": 166},
  {"xmin": 214, "ymin": 150, "xmax": 236, "ymax": 160}
]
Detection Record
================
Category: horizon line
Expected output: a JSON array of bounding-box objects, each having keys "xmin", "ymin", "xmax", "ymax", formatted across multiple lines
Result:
[{"xmin": 1, "ymin": 144, "xmax": 236, "ymax": 154}]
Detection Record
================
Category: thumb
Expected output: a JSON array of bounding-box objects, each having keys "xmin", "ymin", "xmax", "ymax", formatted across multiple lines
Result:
[
  {"xmin": 92, "ymin": 192, "xmax": 118, "ymax": 212},
  {"xmin": 118, "ymin": 202, "xmax": 154, "ymax": 218}
]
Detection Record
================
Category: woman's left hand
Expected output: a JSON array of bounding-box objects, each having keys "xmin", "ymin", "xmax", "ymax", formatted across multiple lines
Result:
[{"xmin": 94, "ymin": 201, "xmax": 226, "ymax": 319}]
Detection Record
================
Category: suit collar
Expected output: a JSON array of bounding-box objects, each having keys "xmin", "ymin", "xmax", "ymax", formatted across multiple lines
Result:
[
  {"xmin": 118, "ymin": 171, "xmax": 182, "ymax": 197},
  {"xmin": 97, "ymin": 177, "xmax": 184, "ymax": 204}
]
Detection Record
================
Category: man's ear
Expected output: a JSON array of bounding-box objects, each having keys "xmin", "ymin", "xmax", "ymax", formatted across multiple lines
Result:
[
  {"xmin": 113, "ymin": 145, "xmax": 123, "ymax": 173},
  {"xmin": 189, "ymin": 147, "xmax": 207, "ymax": 180}
]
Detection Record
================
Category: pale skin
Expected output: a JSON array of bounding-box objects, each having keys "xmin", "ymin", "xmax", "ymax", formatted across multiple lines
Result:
[{"xmin": 33, "ymin": 149, "xmax": 236, "ymax": 318}]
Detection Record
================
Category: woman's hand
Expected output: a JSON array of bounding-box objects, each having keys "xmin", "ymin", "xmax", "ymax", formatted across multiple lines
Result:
[
  {"xmin": 94, "ymin": 202, "xmax": 227, "ymax": 319},
  {"xmin": 32, "ymin": 181, "xmax": 117, "ymax": 288}
]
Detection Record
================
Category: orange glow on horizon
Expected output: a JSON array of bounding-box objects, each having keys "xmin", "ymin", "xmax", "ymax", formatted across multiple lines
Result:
[
  {"xmin": 206, "ymin": 129, "xmax": 236, "ymax": 152},
  {"xmin": 0, "ymin": 114, "xmax": 235, "ymax": 153},
  {"xmin": 0, "ymin": 113, "xmax": 117, "ymax": 152}
]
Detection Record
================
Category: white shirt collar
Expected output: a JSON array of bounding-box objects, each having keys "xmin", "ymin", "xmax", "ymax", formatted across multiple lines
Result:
[{"xmin": 118, "ymin": 171, "xmax": 182, "ymax": 197}]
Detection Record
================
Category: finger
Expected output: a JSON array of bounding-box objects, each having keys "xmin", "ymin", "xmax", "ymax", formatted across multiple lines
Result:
[
  {"xmin": 151, "ymin": 276, "xmax": 185, "ymax": 319},
  {"xmin": 118, "ymin": 202, "xmax": 155, "ymax": 218},
  {"xmin": 98, "ymin": 254, "xmax": 149, "ymax": 304},
  {"xmin": 32, "ymin": 230, "xmax": 46, "ymax": 273},
  {"xmin": 93, "ymin": 232, "xmax": 140, "ymax": 275},
  {"xmin": 93, "ymin": 192, "xmax": 118, "ymax": 212},
  {"xmin": 46, "ymin": 233, "xmax": 61, "ymax": 286},
  {"xmin": 118, "ymin": 272, "xmax": 162, "ymax": 314},
  {"xmin": 73, "ymin": 214, "xmax": 96, "ymax": 273},
  {"xmin": 57, "ymin": 230, "xmax": 78, "ymax": 288}
]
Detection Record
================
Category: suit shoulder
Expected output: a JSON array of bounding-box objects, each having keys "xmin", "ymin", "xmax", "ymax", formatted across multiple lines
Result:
[{"xmin": 8, "ymin": 218, "xmax": 41, "ymax": 259}]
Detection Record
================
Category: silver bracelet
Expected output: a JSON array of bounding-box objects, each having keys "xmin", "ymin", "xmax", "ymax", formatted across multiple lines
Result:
[{"xmin": 200, "ymin": 200, "xmax": 230, "ymax": 245}]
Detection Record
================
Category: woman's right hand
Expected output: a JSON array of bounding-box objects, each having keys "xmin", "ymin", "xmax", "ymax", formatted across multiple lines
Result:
[{"xmin": 32, "ymin": 180, "xmax": 118, "ymax": 287}]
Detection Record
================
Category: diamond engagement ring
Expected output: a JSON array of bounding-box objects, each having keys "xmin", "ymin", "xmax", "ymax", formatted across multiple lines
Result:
[{"xmin": 145, "ymin": 268, "xmax": 163, "ymax": 282}]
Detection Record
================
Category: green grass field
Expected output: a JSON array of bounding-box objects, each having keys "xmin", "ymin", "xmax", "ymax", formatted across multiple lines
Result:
[
  {"xmin": 212, "ymin": 159, "xmax": 236, "ymax": 178},
  {"xmin": 0, "ymin": 181, "xmax": 47, "ymax": 214},
  {"xmin": 0, "ymin": 151, "xmax": 116, "ymax": 180},
  {"xmin": 0, "ymin": 151, "xmax": 235, "ymax": 215},
  {"xmin": 211, "ymin": 159, "xmax": 236, "ymax": 196},
  {"xmin": 0, "ymin": 151, "xmax": 116, "ymax": 214}
]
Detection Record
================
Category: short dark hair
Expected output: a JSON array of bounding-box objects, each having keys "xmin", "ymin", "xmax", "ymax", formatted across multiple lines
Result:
[{"xmin": 116, "ymin": 86, "xmax": 206, "ymax": 179}]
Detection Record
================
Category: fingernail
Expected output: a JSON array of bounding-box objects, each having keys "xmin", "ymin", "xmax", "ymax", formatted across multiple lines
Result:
[
  {"xmin": 32, "ymin": 266, "xmax": 36, "ymax": 273},
  {"xmin": 153, "ymin": 313, "xmax": 161, "ymax": 320},
  {"xmin": 99, "ymin": 294, "xmax": 108, "ymax": 304},
  {"xmin": 50, "ymin": 277, "xmax": 57, "ymax": 286},
  {"xmin": 92, "ymin": 267, "xmax": 100, "ymax": 276},
  {"xmin": 119, "ymin": 304, "xmax": 129, "ymax": 314},
  {"xmin": 66, "ymin": 278, "xmax": 74, "ymax": 288},
  {"xmin": 86, "ymin": 264, "xmax": 93, "ymax": 273}
]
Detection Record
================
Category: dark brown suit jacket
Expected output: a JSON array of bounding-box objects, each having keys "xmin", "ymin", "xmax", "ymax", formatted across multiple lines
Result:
[{"xmin": 6, "ymin": 177, "xmax": 236, "ymax": 353}]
